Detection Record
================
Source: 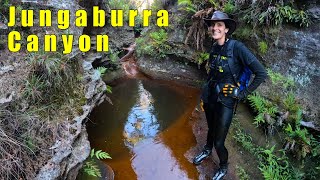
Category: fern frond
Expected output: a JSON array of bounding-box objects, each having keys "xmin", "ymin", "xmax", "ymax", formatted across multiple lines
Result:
[
  {"xmin": 95, "ymin": 150, "xmax": 112, "ymax": 160},
  {"xmin": 84, "ymin": 161, "xmax": 101, "ymax": 177}
]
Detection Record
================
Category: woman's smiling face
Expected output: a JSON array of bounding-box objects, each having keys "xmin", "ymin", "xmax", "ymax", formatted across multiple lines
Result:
[{"xmin": 209, "ymin": 21, "xmax": 229, "ymax": 41}]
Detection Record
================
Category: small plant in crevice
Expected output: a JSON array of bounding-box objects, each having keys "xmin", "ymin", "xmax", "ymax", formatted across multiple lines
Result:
[
  {"xmin": 96, "ymin": 66, "xmax": 107, "ymax": 77},
  {"xmin": 267, "ymin": 69, "xmax": 295, "ymax": 90},
  {"xmin": 106, "ymin": 85, "xmax": 112, "ymax": 94},
  {"xmin": 258, "ymin": 41, "xmax": 268, "ymax": 55},
  {"xmin": 83, "ymin": 148, "xmax": 112, "ymax": 177},
  {"xmin": 195, "ymin": 52, "xmax": 209, "ymax": 68},
  {"xmin": 109, "ymin": 51, "xmax": 120, "ymax": 63}
]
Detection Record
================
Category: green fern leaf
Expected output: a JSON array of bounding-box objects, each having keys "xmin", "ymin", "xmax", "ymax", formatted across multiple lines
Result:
[{"xmin": 90, "ymin": 149, "xmax": 95, "ymax": 158}]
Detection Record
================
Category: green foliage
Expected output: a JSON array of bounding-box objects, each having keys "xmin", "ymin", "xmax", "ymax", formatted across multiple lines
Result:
[
  {"xmin": 258, "ymin": 146, "xmax": 293, "ymax": 180},
  {"xmin": 233, "ymin": 122, "xmax": 255, "ymax": 154},
  {"xmin": 107, "ymin": 0, "xmax": 133, "ymax": 21},
  {"xmin": 106, "ymin": 85, "xmax": 112, "ymax": 94},
  {"xmin": 24, "ymin": 136, "xmax": 37, "ymax": 152},
  {"xmin": 151, "ymin": 0, "xmax": 164, "ymax": 11},
  {"xmin": 233, "ymin": 26, "xmax": 252, "ymax": 40},
  {"xmin": 283, "ymin": 92, "xmax": 298, "ymax": 112},
  {"xmin": 195, "ymin": 52, "xmax": 209, "ymax": 66},
  {"xmin": 241, "ymin": 2, "xmax": 311, "ymax": 28},
  {"xmin": 136, "ymin": 29, "xmax": 172, "ymax": 59},
  {"xmin": 0, "ymin": 0, "xmax": 10, "ymax": 13},
  {"xmin": 223, "ymin": 1, "xmax": 236, "ymax": 14},
  {"xmin": 109, "ymin": 51, "xmax": 120, "ymax": 62},
  {"xmin": 96, "ymin": 67, "xmax": 107, "ymax": 77},
  {"xmin": 24, "ymin": 50, "xmax": 85, "ymax": 121},
  {"xmin": 247, "ymin": 93, "xmax": 278, "ymax": 127},
  {"xmin": 285, "ymin": 124, "xmax": 313, "ymax": 158},
  {"xmin": 311, "ymin": 136, "xmax": 320, "ymax": 157},
  {"xmin": 267, "ymin": 69, "xmax": 295, "ymax": 89},
  {"xmin": 83, "ymin": 149, "xmax": 111, "ymax": 177},
  {"xmin": 236, "ymin": 165, "xmax": 250, "ymax": 180},
  {"xmin": 178, "ymin": 0, "xmax": 197, "ymax": 13},
  {"xmin": 233, "ymin": 122, "xmax": 299, "ymax": 180},
  {"xmin": 90, "ymin": 148, "xmax": 112, "ymax": 160},
  {"xmin": 83, "ymin": 161, "xmax": 101, "ymax": 177},
  {"xmin": 258, "ymin": 41, "xmax": 268, "ymax": 54},
  {"xmin": 23, "ymin": 75, "xmax": 46, "ymax": 102}
]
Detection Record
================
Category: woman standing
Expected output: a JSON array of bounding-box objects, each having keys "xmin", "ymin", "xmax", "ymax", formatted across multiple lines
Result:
[{"xmin": 193, "ymin": 11, "xmax": 267, "ymax": 180}]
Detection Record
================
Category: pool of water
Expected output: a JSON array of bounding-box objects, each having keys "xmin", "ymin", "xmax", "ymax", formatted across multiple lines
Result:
[{"xmin": 86, "ymin": 78, "xmax": 201, "ymax": 180}]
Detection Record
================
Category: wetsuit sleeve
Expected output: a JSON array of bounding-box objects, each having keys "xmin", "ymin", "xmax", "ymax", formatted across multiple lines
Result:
[
  {"xmin": 246, "ymin": 60, "xmax": 268, "ymax": 93},
  {"xmin": 234, "ymin": 41, "xmax": 268, "ymax": 93}
]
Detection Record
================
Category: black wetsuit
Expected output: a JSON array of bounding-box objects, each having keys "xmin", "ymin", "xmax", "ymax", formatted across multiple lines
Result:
[{"xmin": 203, "ymin": 39, "xmax": 267, "ymax": 167}]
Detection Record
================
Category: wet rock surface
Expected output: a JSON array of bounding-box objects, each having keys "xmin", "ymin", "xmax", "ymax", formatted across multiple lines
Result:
[
  {"xmin": 260, "ymin": 22, "xmax": 320, "ymax": 125},
  {"xmin": 138, "ymin": 56, "xmax": 207, "ymax": 88}
]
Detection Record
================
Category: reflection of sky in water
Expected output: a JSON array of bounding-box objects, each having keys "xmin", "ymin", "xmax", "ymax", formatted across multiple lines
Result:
[{"xmin": 123, "ymin": 81, "xmax": 160, "ymax": 148}]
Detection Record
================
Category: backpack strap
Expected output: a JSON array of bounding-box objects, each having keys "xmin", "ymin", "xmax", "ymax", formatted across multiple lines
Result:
[
  {"xmin": 225, "ymin": 39, "xmax": 239, "ymax": 87},
  {"xmin": 226, "ymin": 40, "xmax": 253, "ymax": 91}
]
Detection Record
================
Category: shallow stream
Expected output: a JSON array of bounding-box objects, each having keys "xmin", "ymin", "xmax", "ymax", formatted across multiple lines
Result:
[{"xmin": 86, "ymin": 78, "xmax": 201, "ymax": 179}]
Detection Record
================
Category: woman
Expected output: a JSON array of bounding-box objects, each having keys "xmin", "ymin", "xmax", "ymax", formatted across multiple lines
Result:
[{"xmin": 193, "ymin": 11, "xmax": 267, "ymax": 180}]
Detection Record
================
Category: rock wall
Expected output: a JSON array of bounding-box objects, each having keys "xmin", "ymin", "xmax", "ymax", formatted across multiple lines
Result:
[
  {"xmin": 261, "ymin": 22, "xmax": 320, "ymax": 124},
  {"xmin": 16, "ymin": 0, "xmax": 109, "ymax": 179}
]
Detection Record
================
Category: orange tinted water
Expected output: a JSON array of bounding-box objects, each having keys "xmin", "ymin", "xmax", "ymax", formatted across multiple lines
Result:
[{"xmin": 86, "ymin": 78, "xmax": 201, "ymax": 180}]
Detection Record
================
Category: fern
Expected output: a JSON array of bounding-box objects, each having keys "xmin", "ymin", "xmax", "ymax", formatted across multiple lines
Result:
[
  {"xmin": 283, "ymin": 92, "xmax": 296, "ymax": 110},
  {"xmin": 96, "ymin": 67, "xmax": 107, "ymax": 76},
  {"xmin": 248, "ymin": 93, "xmax": 278, "ymax": 127},
  {"xmin": 84, "ymin": 161, "xmax": 101, "ymax": 177},
  {"xmin": 136, "ymin": 29, "xmax": 171, "ymax": 59},
  {"xmin": 109, "ymin": 51, "xmax": 119, "ymax": 62},
  {"xmin": 106, "ymin": 85, "xmax": 112, "ymax": 94},
  {"xmin": 90, "ymin": 148, "xmax": 112, "ymax": 160},
  {"xmin": 253, "ymin": 113, "xmax": 265, "ymax": 126},
  {"xmin": 83, "ymin": 149, "xmax": 112, "ymax": 178}
]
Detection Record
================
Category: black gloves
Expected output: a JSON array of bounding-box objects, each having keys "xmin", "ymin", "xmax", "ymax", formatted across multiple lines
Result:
[{"xmin": 222, "ymin": 84, "xmax": 250, "ymax": 100}]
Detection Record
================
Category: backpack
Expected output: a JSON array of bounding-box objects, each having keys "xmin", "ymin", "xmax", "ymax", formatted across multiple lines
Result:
[{"xmin": 225, "ymin": 39, "xmax": 253, "ymax": 91}]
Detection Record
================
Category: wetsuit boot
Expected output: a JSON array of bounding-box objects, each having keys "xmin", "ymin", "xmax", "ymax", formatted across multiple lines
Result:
[
  {"xmin": 212, "ymin": 164, "xmax": 228, "ymax": 180},
  {"xmin": 193, "ymin": 146, "xmax": 212, "ymax": 165}
]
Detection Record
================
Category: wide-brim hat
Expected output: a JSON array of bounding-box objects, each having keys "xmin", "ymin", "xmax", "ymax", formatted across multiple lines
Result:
[{"xmin": 203, "ymin": 11, "xmax": 237, "ymax": 35}]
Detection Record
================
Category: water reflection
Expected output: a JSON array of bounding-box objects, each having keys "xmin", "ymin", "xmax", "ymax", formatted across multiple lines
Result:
[
  {"xmin": 86, "ymin": 79, "xmax": 199, "ymax": 179},
  {"xmin": 132, "ymin": 138, "xmax": 189, "ymax": 180},
  {"xmin": 123, "ymin": 81, "xmax": 159, "ymax": 148},
  {"xmin": 122, "ymin": 81, "xmax": 189, "ymax": 179}
]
